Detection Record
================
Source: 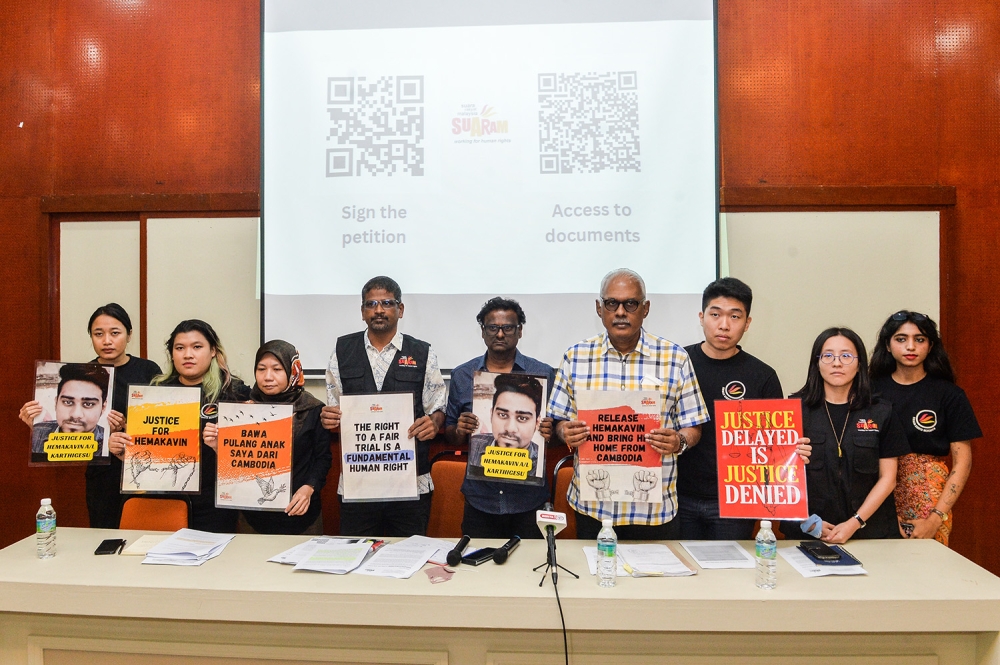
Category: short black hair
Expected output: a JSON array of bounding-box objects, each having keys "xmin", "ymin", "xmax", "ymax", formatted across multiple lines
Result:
[
  {"xmin": 492, "ymin": 374, "xmax": 543, "ymax": 417},
  {"xmin": 88, "ymin": 303, "xmax": 133, "ymax": 335},
  {"xmin": 57, "ymin": 363, "xmax": 110, "ymax": 403},
  {"xmin": 476, "ymin": 297, "xmax": 526, "ymax": 326},
  {"xmin": 701, "ymin": 277, "xmax": 753, "ymax": 315},
  {"xmin": 362, "ymin": 276, "xmax": 402, "ymax": 302}
]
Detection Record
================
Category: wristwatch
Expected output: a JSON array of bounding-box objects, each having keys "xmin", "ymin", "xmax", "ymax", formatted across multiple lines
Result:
[
  {"xmin": 677, "ymin": 433, "xmax": 688, "ymax": 455},
  {"xmin": 931, "ymin": 508, "xmax": 949, "ymax": 522},
  {"xmin": 853, "ymin": 513, "xmax": 867, "ymax": 529}
]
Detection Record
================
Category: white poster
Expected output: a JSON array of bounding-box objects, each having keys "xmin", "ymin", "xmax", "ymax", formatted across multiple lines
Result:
[{"xmin": 340, "ymin": 392, "xmax": 417, "ymax": 501}]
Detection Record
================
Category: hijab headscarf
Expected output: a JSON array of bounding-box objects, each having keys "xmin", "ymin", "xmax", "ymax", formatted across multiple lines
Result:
[{"xmin": 249, "ymin": 340, "xmax": 322, "ymax": 414}]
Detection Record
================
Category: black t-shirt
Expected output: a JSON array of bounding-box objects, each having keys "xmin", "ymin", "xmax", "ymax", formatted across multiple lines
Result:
[
  {"xmin": 99, "ymin": 354, "xmax": 163, "ymax": 416},
  {"xmin": 678, "ymin": 344, "xmax": 783, "ymax": 499},
  {"xmin": 872, "ymin": 376, "xmax": 982, "ymax": 456},
  {"xmin": 818, "ymin": 401, "xmax": 910, "ymax": 459}
]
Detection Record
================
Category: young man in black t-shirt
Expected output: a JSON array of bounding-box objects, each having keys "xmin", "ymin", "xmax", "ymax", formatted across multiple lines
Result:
[{"xmin": 678, "ymin": 277, "xmax": 783, "ymax": 540}]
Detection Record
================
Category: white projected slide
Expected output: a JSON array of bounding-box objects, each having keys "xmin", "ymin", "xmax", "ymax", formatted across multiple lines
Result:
[{"xmin": 263, "ymin": 1, "xmax": 717, "ymax": 370}]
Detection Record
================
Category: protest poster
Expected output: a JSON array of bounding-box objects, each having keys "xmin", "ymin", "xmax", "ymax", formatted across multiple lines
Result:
[
  {"xmin": 122, "ymin": 384, "xmax": 202, "ymax": 493},
  {"xmin": 466, "ymin": 371, "xmax": 547, "ymax": 485},
  {"xmin": 215, "ymin": 402, "xmax": 293, "ymax": 511},
  {"xmin": 576, "ymin": 389, "xmax": 662, "ymax": 503},
  {"xmin": 30, "ymin": 361, "xmax": 115, "ymax": 466},
  {"xmin": 340, "ymin": 392, "xmax": 417, "ymax": 502},
  {"xmin": 715, "ymin": 398, "xmax": 808, "ymax": 520}
]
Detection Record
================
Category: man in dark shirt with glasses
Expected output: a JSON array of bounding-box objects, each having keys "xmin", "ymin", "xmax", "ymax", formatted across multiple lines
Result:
[{"xmin": 445, "ymin": 297, "xmax": 555, "ymax": 539}]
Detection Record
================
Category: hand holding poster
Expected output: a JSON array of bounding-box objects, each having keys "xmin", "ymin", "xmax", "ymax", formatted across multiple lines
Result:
[
  {"xmin": 715, "ymin": 398, "xmax": 808, "ymax": 520},
  {"xmin": 576, "ymin": 389, "xmax": 662, "ymax": 503},
  {"xmin": 340, "ymin": 392, "xmax": 416, "ymax": 502},
  {"xmin": 122, "ymin": 385, "xmax": 201, "ymax": 493},
  {"xmin": 466, "ymin": 371, "xmax": 547, "ymax": 485},
  {"xmin": 216, "ymin": 402, "xmax": 293, "ymax": 511},
  {"xmin": 30, "ymin": 361, "xmax": 115, "ymax": 465}
]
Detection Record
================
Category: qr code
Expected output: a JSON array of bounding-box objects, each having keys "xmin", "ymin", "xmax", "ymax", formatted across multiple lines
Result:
[
  {"xmin": 537, "ymin": 72, "xmax": 640, "ymax": 174},
  {"xmin": 326, "ymin": 76, "xmax": 424, "ymax": 177}
]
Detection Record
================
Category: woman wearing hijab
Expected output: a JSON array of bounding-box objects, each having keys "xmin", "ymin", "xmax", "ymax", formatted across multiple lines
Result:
[{"xmin": 240, "ymin": 340, "xmax": 332, "ymax": 535}]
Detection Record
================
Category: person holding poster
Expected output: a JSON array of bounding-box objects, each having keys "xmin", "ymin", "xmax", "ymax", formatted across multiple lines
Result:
[
  {"xmin": 678, "ymin": 278, "xmax": 785, "ymax": 540},
  {"xmin": 20, "ymin": 304, "xmax": 161, "ymax": 528},
  {"xmin": 870, "ymin": 311, "xmax": 981, "ymax": 545},
  {"xmin": 239, "ymin": 340, "xmax": 332, "ymax": 535},
  {"xmin": 28, "ymin": 363, "xmax": 112, "ymax": 459},
  {"xmin": 548, "ymin": 268, "xmax": 710, "ymax": 541},
  {"xmin": 787, "ymin": 327, "xmax": 909, "ymax": 543},
  {"xmin": 445, "ymin": 297, "xmax": 554, "ymax": 539},
  {"xmin": 113, "ymin": 320, "xmax": 249, "ymax": 532},
  {"xmin": 322, "ymin": 276, "xmax": 446, "ymax": 537}
]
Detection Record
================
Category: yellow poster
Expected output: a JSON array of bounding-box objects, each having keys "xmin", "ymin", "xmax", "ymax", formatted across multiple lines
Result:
[{"xmin": 122, "ymin": 385, "xmax": 202, "ymax": 493}]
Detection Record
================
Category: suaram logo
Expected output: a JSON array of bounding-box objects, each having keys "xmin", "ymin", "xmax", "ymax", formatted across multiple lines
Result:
[
  {"xmin": 640, "ymin": 397, "xmax": 657, "ymax": 407},
  {"xmin": 856, "ymin": 418, "xmax": 879, "ymax": 431},
  {"xmin": 398, "ymin": 355, "xmax": 418, "ymax": 366},
  {"xmin": 913, "ymin": 409, "xmax": 937, "ymax": 432},
  {"xmin": 452, "ymin": 104, "xmax": 509, "ymax": 137},
  {"xmin": 369, "ymin": 404, "xmax": 384, "ymax": 413},
  {"xmin": 130, "ymin": 390, "xmax": 144, "ymax": 399},
  {"xmin": 723, "ymin": 381, "xmax": 746, "ymax": 400},
  {"xmin": 219, "ymin": 492, "xmax": 233, "ymax": 501}
]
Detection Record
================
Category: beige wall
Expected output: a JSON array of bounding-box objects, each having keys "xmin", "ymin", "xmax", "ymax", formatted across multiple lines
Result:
[
  {"xmin": 723, "ymin": 211, "xmax": 940, "ymax": 395},
  {"xmin": 59, "ymin": 221, "xmax": 142, "ymax": 362},
  {"xmin": 146, "ymin": 217, "xmax": 260, "ymax": 382}
]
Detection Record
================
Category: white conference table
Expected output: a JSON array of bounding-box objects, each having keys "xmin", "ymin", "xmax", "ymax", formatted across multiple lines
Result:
[{"xmin": 1, "ymin": 528, "xmax": 1000, "ymax": 665}]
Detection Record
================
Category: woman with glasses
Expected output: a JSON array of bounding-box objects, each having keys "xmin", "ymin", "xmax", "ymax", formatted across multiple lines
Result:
[
  {"xmin": 790, "ymin": 327, "xmax": 909, "ymax": 543},
  {"xmin": 870, "ymin": 311, "xmax": 981, "ymax": 545}
]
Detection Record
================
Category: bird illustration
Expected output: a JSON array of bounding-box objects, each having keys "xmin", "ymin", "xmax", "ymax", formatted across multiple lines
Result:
[{"xmin": 255, "ymin": 474, "xmax": 287, "ymax": 504}]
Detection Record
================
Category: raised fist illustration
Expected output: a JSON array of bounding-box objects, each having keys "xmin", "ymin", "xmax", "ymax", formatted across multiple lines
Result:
[{"xmin": 586, "ymin": 468, "xmax": 612, "ymax": 500}]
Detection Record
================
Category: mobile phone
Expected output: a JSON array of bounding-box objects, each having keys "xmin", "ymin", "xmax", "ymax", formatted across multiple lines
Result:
[
  {"xmin": 901, "ymin": 522, "xmax": 914, "ymax": 537},
  {"xmin": 800, "ymin": 541, "xmax": 841, "ymax": 561},
  {"xmin": 461, "ymin": 547, "xmax": 497, "ymax": 566},
  {"xmin": 94, "ymin": 538, "xmax": 126, "ymax": 555}
]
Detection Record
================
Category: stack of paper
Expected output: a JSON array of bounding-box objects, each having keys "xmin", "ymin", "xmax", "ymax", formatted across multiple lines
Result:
[
  {"xmin": 293, "ymin": 542, "xmax": 373, "ymax": 574},
  {"xmin": 268, "ymin": 537, "xmax": 371, "ymax": 565},
  {"xmin": 352, "ymin": 536, "xmax": 440, "ymax": 579},
  {"xmin": 141, "ymin": 529, "xmax": 235, "ymax": 566},
  {"xmin": 583, "ymin": 544, "xmax": 696, "ymax": 577},
  {"xmin": 680, "ymin": 541, "xmax": 755, "ymax": 569}
]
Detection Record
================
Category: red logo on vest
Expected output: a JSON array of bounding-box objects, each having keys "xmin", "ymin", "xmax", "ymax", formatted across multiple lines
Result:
[
  {"xmin": 856, "ymin": 418, "xmax": 879, "ymax": 431},
  {"xmin": 398, "ymin": 356, "xmax": 418, "ymax": 366}
]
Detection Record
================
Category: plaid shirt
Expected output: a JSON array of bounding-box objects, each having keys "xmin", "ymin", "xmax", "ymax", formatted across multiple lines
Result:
[{"xmin": 547, "ymin": 329, "xmax": 709, "ymax": 526}]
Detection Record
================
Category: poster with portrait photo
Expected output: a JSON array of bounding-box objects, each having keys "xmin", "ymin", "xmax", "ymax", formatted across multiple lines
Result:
[
  {"xmin": 467, "ymin": 371, "xmax": 547, "ymax": 486},
  {"xmin": 30, "ymin": 360, "xmax": 115, "ymax": 466}
]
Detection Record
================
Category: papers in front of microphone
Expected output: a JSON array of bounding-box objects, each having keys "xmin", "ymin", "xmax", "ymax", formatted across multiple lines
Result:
[
  {"xmin": 141, "ymin": 529, "xmax": 235, "ymax": 566},
  {"xmin": 352, "ymin": 536, "xmax": 440, "ymax": 579},
  {"xmin": 680, "ymin": 541, "xmax": 756, "ymax": 569},
  {"xmin": 292, "ymin": 541, "xmax": 373, "ymax": 574},
  {"xmin": 401, "ymin": 535, "xmax": 457, "ymax": 566},
  {"xmin": 583, "ymin": 544, "xmax": 695, "ymax": 577},
  {"xmin": 779, "ymin": 546, "xmax": 867, "ymax": 577}
]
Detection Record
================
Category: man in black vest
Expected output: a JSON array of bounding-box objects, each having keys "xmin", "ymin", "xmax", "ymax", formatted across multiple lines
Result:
[{"xmin": 321, "ymin": 276, "xmax": 446, "ymax": 537}]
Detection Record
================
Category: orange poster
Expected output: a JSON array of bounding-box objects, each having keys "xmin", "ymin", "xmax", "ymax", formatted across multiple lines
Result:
[
  {"xmin": 715, "ymin": 398, "xmax": 808, "ymax": 520},
  {"xmin": 122, "ymin": 385, "xmax": 201, "ymax": 493},
  {"xmin": 216, "ymin": 402, "xmax": 293, "ymax": 511}
]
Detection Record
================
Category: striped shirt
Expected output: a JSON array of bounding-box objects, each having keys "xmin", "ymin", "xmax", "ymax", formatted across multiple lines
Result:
[{"xmin": 547, "ymin": 329, "xmax": 709, "ymax": 526}]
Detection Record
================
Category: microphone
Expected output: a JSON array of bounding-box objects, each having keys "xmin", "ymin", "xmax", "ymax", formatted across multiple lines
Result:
[
  {"xmin": 536, "ymin": 503, "xmax": 567, "ymax": 582},
  {"xmin": 446, "ymin": 535, "xmax": 471, "ymax": 566},
  {"xmin": 492, "ymin": 536, "xmax": 521, "ymax": 564}
]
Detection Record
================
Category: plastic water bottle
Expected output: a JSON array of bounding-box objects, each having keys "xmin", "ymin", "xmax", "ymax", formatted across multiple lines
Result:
[
  {"xmin": 755, "ymin": 519, "xmax": 776, "ymax": 589},
  {"xmin": 597, "ymin": 518, "xmax": 618, "ymax": 588},
  {"xmin": 36, "ymin": 498, "xmax": 56, "ymax": 559}
]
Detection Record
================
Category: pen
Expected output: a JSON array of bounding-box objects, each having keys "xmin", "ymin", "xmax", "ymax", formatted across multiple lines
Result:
[{"xmin": 617, "ymin": 553, "xmax": 634, "ymax": 575}]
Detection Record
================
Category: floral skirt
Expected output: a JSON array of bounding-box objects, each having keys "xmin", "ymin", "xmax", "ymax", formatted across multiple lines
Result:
[{"xmin": 895, "ymin": 453, "xmax": 951, "ymax": 546}]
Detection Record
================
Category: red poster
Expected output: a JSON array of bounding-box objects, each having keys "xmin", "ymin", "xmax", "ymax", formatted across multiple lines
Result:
[{"xmin": 715, "ymin": 398, "xmax": 807, "ymax": 520}]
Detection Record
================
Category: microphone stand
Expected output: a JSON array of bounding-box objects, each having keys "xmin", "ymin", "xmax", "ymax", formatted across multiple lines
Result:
[{"xmin": 533, "ymin": 526, "xmax": 579, "ymax": 587}]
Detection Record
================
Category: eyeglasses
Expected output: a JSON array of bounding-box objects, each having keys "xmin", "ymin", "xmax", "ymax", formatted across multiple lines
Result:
[
  {"xmin": 601, "ymin": 298, "xmax": 643, "ymax": 313},
  {"xmin": 483, "ymin": 324, "xmax": 519, "ymax": 335},
  {"xmin": 891, "ymin": 311, "xmax": 928, "ymax": 323},
  {"xmin": 362, "ymin": 298, "xmax": 400, "ymax": 310},
  {"xmin": 818, "ymin": 352, "xmax": 858, "ymax": 365}
]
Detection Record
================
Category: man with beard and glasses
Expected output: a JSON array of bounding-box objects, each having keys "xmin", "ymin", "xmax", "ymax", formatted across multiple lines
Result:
[
  {"xmin": 321, "ymin": 276, "xmax": 446, "ymax": 537},
  {"xmin": 445, "ymin": 297, "xmax": 554, "ymax": 539}
]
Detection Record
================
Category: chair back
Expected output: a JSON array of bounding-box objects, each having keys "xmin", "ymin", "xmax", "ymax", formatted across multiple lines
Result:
[
  {"xmin": 552, "ymin": 454, "xmax": 577, "ymax": 539},
  {"xmin": 427, "ymin": 454, "xmax": 467, "ymax": 538},
  {"xmin": 119, "ymin": 497, "xmax": 189, "ymax": 531}
]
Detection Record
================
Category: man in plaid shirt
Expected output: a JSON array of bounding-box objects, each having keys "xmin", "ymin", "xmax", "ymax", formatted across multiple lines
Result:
[{"xmin": 548, "ymin": 268, "xmax": 710, "ymax": 540}]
